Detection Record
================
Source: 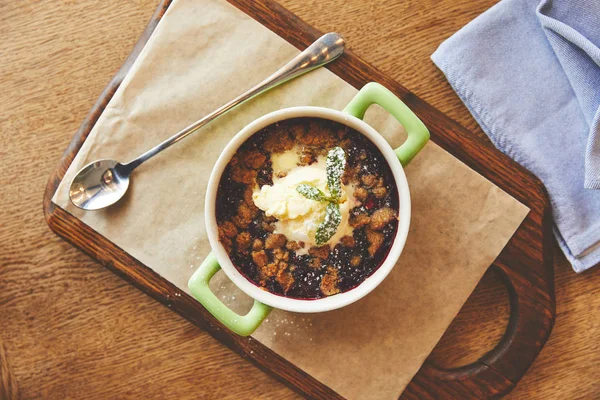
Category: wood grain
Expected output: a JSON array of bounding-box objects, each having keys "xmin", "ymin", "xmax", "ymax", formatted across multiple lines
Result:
[
  {"xmin": 0, "ymin": 341, "xmax": 20, "ymax": 400},
  {"xmin": 0, "ymin": 1, "xmax": 597, "ymax": 400}
]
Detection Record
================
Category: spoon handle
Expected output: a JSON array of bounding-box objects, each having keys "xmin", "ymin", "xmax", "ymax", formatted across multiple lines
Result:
[{"xmin": 122, "ymin": 32, "xmax": 345, "ymax": 172}]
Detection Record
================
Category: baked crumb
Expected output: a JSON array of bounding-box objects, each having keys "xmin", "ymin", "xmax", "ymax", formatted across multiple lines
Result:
[
  {"xmin": 219, "ymin": 234, "xmax": 233, "ymax": 253},
  {"xmin": 276, "ymin": 269, "xmax": 295, "ymax": 293},
  {"xmin": 243, "ymin": 187, "xmax": 254, "ymax": 207},
  {"xmin": 264, "ymin": 131, "xmax": 294, "ymax": 152},
  {"xmin": 252, "ymin": 239, "xmax": 264, "ymax": 251},
  {"xmin": 261, "ymin": 221, "xmax": 275, "ymax": 233},
  {"xmin": 366, "ymin": 229, "xmax": 384, "ymax": 257},
  {"xmin": 261, "ymin": 262, "xmax": 279, "ymax": 278},
  {"xmin": 298, "ymin": 148, "xmax": 317, "ymax": 166},
  {"xmin": 251, "ymin": 250, "xmax": 268, "ymax": 268},
  {"xmin": 238, "ymin": 203, "xmax": 256, "ymax": 221},
  {"xmin": 308, "ymin": 245, "xmax": 330, "ymax": 259},
  {"xmin": 354, "ymin": 187, "xmax": 368, "ymax": 202},
  {"xmin": 307, "ymin": 121, "xmax": 331, "ymax": 146},
  {"xmin": 296, "ymin": 126, "xmax": 318, "ymax": 146},
  {"xmin": 360, "ymin": 174, "xmax": 377, "ymax": 187},
  {"xmin": 265, "ymin": 233, "xmax": 286, "ymax": 249},
  {"xmin": 372, "ymin": 186, "xmax": 387, "ymax": 199},
  {"xmin": 236, "ymin": 231, "xmax": 252, "ymax": 251},
  {"xmin": 231, "ymin": 166, "xmax": 256, "ymax": 184},
  {"xmin": 369, "ymin": 207, "xmax": 397, "ymax": 231},
  {"xmin": 320, "ymin": 267, "xmax": 340, "ymax": 296},
  {"xmin": 309, "ymin": 257, "xmax": 321, "ymax": 269},
  {"xmin": 232, "ymin": 215, "xmax": 249, "ymax": 229},
  {"xmin": 349, "ymin": 212, "xmax": 370, "ymax": 228},
  {"xmin": 289, "ymin": 122, "xmax": 308, "ymax": 138},
  {"xmin": 273, "ymin": 248, "xmax": 289, "ymax": 262},
  {"xmin": 342, "ymin": 165, "xmax": 359, "ymax": 185},
  {"xmin": 285, "ymin": 241, "xmax": 300, "ymax": 251},
  {"xmin": 340, "ymin": 236, "xmax": 355, "ymax": 248},
  {"xmin": 244, "ymin": 150, "xmax": 267, "ymax": 169},
  {"xmin": 220, "ymin": 221, "xmax": 238, "ymax": 238}
]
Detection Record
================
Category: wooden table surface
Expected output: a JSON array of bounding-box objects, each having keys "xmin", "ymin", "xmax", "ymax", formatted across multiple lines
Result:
[{"xmin": 1, "ymin": 0, "xmax": 598, "ymax": 399}]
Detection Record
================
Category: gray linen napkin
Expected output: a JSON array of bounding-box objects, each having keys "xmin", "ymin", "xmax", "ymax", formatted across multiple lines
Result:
[{"xmin": 432, "ymin": 0, "xmax": 600, "ymax": 272}]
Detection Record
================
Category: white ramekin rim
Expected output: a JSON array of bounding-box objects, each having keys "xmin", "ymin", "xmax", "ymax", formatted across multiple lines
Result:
[{"xmin": 205, "ymin": 106, "xmax": 411, "ymax": 313}]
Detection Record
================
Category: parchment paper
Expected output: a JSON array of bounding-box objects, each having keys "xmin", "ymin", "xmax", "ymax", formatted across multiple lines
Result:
[{"xmin": 53, "ymin": 0, "xmax": 530, "ymax": 398}]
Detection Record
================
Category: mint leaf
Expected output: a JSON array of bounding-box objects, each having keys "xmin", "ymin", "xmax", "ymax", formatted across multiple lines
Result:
[
  {"xmin": 326, "ymin": 147, "xmax": 346, "ymax": 200},
  {"xmin": 296, "ymin": 148, "xmax": 346, "ymax": 245},
  {"xmin": 296, "ymin": 183, "xmax": 328, "ymax": 202},
  {"xmin": 315, "ymin": 202, "xmax": 342, "ymax": 245}
]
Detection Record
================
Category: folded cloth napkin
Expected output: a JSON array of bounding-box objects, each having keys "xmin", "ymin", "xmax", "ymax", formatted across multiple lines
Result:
[{"xmin": 431, "ymin": 0, "xmax": 600, "ymax": 272}]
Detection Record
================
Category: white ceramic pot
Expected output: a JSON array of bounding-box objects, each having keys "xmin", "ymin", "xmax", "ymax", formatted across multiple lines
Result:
[{"xmin": 189, "ymin": 83, "xmax": 429, "ymax": 336}]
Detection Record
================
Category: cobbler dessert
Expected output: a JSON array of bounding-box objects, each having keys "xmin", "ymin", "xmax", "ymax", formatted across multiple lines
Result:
[{"xmin": 215, "ymin": 117, "xmax": 399, "ymax": 299}]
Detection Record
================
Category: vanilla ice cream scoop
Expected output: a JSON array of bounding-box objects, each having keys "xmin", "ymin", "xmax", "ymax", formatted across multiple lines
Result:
[{"xmin": 253, "ymin": 149, "xmax": 354, "ymax": 251}]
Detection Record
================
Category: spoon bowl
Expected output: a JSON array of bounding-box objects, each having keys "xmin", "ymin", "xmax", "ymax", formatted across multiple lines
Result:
[{"xmin": 69, "ymin": 160, "xmax": 130, "ymax": 210}]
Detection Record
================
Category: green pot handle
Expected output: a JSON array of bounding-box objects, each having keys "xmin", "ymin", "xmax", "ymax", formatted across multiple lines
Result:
[
  {"xmin": 188, "ymin": 252, "xmax": 272, "ymax": 336},
  {"xmin": 343, "ymin": 82, "xmax": 430, "ymax": 166}
]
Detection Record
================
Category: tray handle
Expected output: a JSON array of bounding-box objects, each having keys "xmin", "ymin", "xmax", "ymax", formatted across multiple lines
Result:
[{"xmin": 402, "ymin": 258, "xmax": 555, "ymax": 398}]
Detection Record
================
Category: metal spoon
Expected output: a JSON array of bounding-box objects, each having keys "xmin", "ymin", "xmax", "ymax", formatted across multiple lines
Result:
[{"xmin": 69, "ymin": 33, "xmax": 345, "ymax": 211}]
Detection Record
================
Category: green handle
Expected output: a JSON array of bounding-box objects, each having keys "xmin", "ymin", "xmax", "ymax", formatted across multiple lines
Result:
[
  {"xmin": 343, "ymin": 82, "xmax": 430, "ymax": 166},
  {"xmin": 188, "ymin": 253, "xmax": 272, "ymax": 336}
]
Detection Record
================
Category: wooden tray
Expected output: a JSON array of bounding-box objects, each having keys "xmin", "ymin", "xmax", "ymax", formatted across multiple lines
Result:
[{"xmin": 44, "ymin": 0, "xmax": 556, "ymax": 398}]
